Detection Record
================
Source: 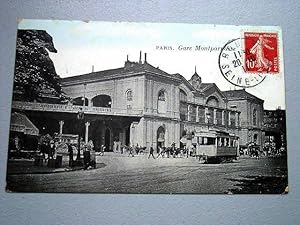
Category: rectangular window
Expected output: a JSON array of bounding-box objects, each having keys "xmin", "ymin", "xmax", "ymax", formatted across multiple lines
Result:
[
  {"xmin": 224, "ymin": 111, "xmax": 228, "ymax": 126},
  {"xmin": 198, "ymin": 107, "xmax": 205, "ymax": 123},
  {"xmin": 208, "ymin": 108, "xmax": 214, "ymax": 124},
  {"xmin": 190, "ymin": 105, "xmax": 196, "ymax": 122},
  {"xmin": 216, "ymin": 110, "xmax": 222, "ymax": 125},
  {"xmin": 180, "ymin": 102, "xmax": 188, "ymax": 121},
  {"xmin": 230, "ymin": 112, "xmax": 236, "ymax": 127}
]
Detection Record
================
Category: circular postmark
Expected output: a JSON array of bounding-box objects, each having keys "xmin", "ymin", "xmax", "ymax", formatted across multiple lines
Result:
[{"xmin": 218, "ymin": 38, "xmax": 266, "ymax": 88}]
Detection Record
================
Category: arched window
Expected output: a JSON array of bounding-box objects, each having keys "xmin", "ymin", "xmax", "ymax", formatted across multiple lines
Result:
[
  {"xmin": 179, "ymin": 89, "xmax": 187, "ymax": 102},
  {"xmin": 253, "ymin": 109, "xmax": 257, "ymax": 126},
  {"xmin": 126, "ymin": 89, "xmax": 133, "ymax": 101},
  {"xmin": 206, "ymin": 96, "xmax": 219, "ymax": 107},
  {"xmin": 72, "ymin": 97, "xmax": 88, "ymax": 106},
  {"xmin": 92, "ymin": 95, "xmax": 112, "ymax": 108},
  {"xmin": 158, "ymin": 90, "xmax": 165, "ymax": 101},
  {"xmin": 157, "ymin": 90, "xmax": 166, "ymax": 113}
]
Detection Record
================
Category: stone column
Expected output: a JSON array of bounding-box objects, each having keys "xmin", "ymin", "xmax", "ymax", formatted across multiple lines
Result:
[
  {"xmin": 88, "ymin": 98, "xmax": 92, "ymax": 107},
  {"xmin": 59, "ymin": 120, "xmax": 64, "ymax": 135},
  {"xmin": 228, "ymin": 111, "xmax": 231, "ymax": 126},
  {"xmin": 187, "ymin": 105, "xmax": 191, "ymax": 121},
  {"xmin": 213, "ymin": 109, "xmax": 217, "ymax": 124},
  {"xmin": 205, "ymin": 107, "xmax": 208, "ymax": 123},
  {"xmin": 222, "ymin": 110, "xmax": 225, "ymax": 125},
  {"xmin": 235, "ymin": 112, "xmax": 239, "ymax": 127},
  {"xmin": 196, "ymin": 106, "xmax": 199, "ymax": 122},
  {"xmin": 85, "ymin": 122, "xmax": 90, "ymax": 144}
]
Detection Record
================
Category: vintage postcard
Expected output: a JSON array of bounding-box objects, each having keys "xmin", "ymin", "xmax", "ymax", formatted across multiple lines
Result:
[{"xmin": 6, "ymin": 20, "xmax": 287, "ymax": 194}]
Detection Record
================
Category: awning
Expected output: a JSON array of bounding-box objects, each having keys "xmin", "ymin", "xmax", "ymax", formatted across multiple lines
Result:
[
  {"xmin": 10, "ymin": 112, "xmax": 39, "ymax": 136},
  {"xmin": 180, "ymin": 137, "xmax": 187, "ymax": 144}
]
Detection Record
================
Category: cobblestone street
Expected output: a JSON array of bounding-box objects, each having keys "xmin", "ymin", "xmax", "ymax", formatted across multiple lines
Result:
[{"xmin": 6, "ymin": 153, "xmax": 287, "ymax": 194}]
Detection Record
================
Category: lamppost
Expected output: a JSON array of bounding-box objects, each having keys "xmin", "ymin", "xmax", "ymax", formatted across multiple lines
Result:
[
  {"xmin": 82, "ymin": 83, "xmax": 87, "ymax": 107},
  {"xmin": 76, "ymin": 107, "xmax": 84, "ymax": 162},
  {"xmin": 206, "ymin": 112, "xmax": 211, "ymax": 130},
  {"xmin": 76, "ymin": 83, "xmax": 87, "ymax": 163}
]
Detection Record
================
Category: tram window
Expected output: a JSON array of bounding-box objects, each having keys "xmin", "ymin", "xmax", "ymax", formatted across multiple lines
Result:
[{"xmin": 207, "ymin": 137, "xmax": 215, "ymax": 145}]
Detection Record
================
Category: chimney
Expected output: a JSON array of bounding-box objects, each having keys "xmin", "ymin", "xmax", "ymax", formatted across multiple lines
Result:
[
  {"xmin": 139, "ymin": 51, "xmax": 142, "ymax": 64},
  {"xmin": 144, "ymin": 53, "xmax": 147, "ymax": 63},
  {"xmin": 126, "ymin": 54, "xmax": 129, "ymax": 62},
  {"xmin": 92, "ymin": 65, "xmax": 94, "ymax": 72}
]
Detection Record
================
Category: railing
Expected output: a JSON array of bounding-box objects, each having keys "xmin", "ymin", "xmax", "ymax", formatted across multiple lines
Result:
[{"xmin": 12, "ymin": 101, "xmax": 143, "ymax": 117}]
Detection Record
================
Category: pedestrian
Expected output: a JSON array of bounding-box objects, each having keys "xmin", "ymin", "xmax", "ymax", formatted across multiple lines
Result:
[
  {"xmin": 49, "ymin": 140, "xmax": 55, "ymax": 159},
  {"xmin": 180, "ymin": 148, "xmax": 184, "ymax": 158},
  {"xmin": 100, "ymin": 144, "xmax": 105, "ymax": 156},
  {"xmin": 157, "ymin": 146, "xmax": 163, "ymax": 158},
  {"xmin": 67, "ymin": 139, "xmax": 73, "ymax": 167},
  {"xmin": 135, "ymin": 144, "xmax": 139, "ymax": 155},
  {"xmin": 128, "ymin": 146, "xmax": 134, "ymax": 157},
  {"xmin": 185, "ymin": 146, "xmax": 189, "ymax": 158},
  {"xmin": 148, "ymin": 146, "xmax": 155, "ymax": 159}
]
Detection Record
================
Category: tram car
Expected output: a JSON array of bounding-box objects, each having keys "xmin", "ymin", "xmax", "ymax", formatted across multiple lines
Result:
[{"xmin": 195, "ymin": 131, "xmax": 239, "ymax": 163}]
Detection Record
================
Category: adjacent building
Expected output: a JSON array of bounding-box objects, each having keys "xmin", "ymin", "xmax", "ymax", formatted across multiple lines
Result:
[
  {"xmin": 263, "ymin": 108, "xmax": 286, "ymax": 150},
  {"xmin": 223, "ymin": 90, "xmax": 265, "ymax": 150}
]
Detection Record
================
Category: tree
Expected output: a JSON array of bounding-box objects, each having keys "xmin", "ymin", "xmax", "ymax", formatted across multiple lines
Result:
[{"xmin": 13, "ymin": 29, "xmax": 67, "ymax": 102}]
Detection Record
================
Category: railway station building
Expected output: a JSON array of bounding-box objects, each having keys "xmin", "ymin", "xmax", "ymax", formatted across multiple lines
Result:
[
  {"xmin": 11, "ymin": 53, "xmax": 267, "ymax": 153},
  {"xmin": 60, "ymin": 53, "xmax": 242, "ymax": 152}
]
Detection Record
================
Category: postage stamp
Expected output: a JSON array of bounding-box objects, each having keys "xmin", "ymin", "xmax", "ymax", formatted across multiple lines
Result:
[{"xmin": 243, "ymin": 32, "xmax": 279, "ymax": 73}]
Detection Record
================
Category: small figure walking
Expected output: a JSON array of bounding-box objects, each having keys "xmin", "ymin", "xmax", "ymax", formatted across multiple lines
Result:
[
  {"xmin": 100, "ymin": 144, "xmax": 105, "ymax": 156},
  {"xmin": 128, "ymin": 146, "xmax": 134, "ymax": 157},
  {"xmin": 148, "ymin": 146, "xmax": 155, "ymax": 159},
  {"xmin": 67, "ymin": 139, "xmax": 73, "ymax": 167},
  {"xmin": 49, "ymin": 140, "xmax": 55, "ymax": 159}
]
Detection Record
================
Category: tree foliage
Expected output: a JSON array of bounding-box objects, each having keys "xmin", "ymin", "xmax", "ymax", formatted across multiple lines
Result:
[{"xmin": 13, "ymin": 29, "xmax": 67, "ymax": 102}]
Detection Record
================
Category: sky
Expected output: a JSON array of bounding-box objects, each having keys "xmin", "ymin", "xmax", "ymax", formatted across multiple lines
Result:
[{"xmin": 18, "ymin": 19, "xmax": 286, "ymax": 110}]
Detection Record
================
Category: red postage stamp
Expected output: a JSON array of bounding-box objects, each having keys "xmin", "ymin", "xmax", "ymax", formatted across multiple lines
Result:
[{"xmin": 244, "ymin": 32, "xmax": 279, "ymax": 73}]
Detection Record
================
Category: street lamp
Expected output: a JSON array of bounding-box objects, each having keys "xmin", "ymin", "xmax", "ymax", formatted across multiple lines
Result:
[
  {"xmin": 76, "ymin": 107, "xmax": 84, "ymax": 162},
  {"xmin": 80, "ymin": 83, "xmax": 87, "ymax": 107}
]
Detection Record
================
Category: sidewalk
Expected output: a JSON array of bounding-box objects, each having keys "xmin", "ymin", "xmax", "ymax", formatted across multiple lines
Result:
[
  {"xmin": 7, "ymin": 158, "xmax": 87, "ymax": 175},
  {"xmin": 6, "ymin": 151, "xmax": 143, "ymax": 175}
]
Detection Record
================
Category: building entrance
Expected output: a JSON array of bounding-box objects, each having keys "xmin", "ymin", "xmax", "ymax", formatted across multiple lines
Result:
[
  {"xmin": 157, "ymin": 126, "xmax": 165, "ymax": 148},
  {"xmin": 105, "ymin": 128, "xmax": 111, "ymax": 151}
]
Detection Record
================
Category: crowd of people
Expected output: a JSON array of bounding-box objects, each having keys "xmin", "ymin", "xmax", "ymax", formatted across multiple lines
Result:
[
  {"xmin": 111, "ymin": 143, "xmax": 197, "ymax": 159},
  {"xmin": 239, "ymin": 141, "xmax": 286, "ymax": 159}
]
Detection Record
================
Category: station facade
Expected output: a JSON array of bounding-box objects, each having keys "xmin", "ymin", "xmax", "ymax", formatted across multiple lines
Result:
[{"xmin": 61, "ymin": 53, "xmax": 252, "ymax": 151}]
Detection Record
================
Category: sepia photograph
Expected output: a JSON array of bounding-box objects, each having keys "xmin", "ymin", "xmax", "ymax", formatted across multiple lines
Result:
[{"xmin": 6, "ymin": 20, "xmax": 287, "ymax": 194}]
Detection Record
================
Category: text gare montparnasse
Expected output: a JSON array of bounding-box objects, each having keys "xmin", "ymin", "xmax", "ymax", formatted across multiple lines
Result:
[{"xmin": 155, "ymin": 45, "xmax": 236, "ymax": 52}]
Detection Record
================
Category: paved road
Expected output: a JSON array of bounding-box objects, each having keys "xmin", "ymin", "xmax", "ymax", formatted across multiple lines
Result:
[{"xmin": 6, "ymin": 153, "xmax": 287, "ymax": 194}]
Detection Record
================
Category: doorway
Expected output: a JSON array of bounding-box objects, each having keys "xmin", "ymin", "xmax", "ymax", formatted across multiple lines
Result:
[
  {"xmin": 157, "ymin": 126, "xmax": 165, "ymax": 148},
  {"xmin": 105, "ymin": 128, "xmax": 111, "ymax": 151}
]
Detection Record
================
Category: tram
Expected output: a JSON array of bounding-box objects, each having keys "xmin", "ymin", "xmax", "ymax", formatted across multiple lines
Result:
[{"xmin": 195, "ymin": 131, "xmax": 239, "ymax": 163}]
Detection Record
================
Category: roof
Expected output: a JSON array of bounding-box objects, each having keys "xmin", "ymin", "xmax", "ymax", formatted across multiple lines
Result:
[
  {"xmin": 222, "ymin": 89, "xmax": 264, "ymax": 102},
  {"xmin": 197, "ymin": 83, "xmax": 214, "ymax": 92},
  {"xmin": 61, "ymin": 61, "xmax": 179, "ymax": 84},
  {"xmin": 10, "ymin": 112, "xmax": 39, "ymax": 135}
]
